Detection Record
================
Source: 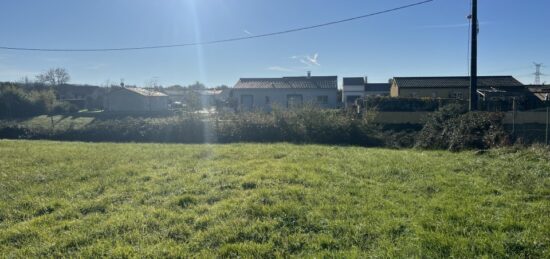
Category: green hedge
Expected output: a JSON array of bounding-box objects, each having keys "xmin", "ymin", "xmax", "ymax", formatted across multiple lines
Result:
[
  {"xmin": 0, "ymin": 105, "xmax": 520, "ymax": 150},
  {"xmin": 365, "ymin": 97, "xmax": 467, "ymax": 112},
  {"xmin": 0, "ymin": 86, "xmax": 79, "ymax": 119}
]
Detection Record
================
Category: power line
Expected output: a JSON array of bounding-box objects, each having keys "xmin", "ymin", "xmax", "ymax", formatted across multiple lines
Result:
[{"xmin": 0, "ymin": 0, "xmax": 434, "ymax": 52}]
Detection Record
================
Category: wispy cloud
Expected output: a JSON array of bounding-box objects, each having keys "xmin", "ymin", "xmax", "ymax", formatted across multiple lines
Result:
[
  {"xmin": 267, "ymin": 66, "xmax": 294, "ymax": 72},
  {"xmin": 291, "ymin": 53, "xmax": 320, "ymax": 67},
  {"xmin": 269, "ymin": 53, "xmax": 321, "ymax": 73},
  {"xmin": 243, "ymin": 30, "xmax": 253, "ymax": 36}
]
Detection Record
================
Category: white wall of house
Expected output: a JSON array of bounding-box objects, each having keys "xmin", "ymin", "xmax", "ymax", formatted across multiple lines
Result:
[
  {"xmin": 231, "ymin": 88, "xmax": 338, "ymax": 111},
  {"xmin": 105, "ymin": 90, "xmax": 168, "ymax": 112},
  {"xmin": 342, "ymin": 84, "xmax": 365, "ymax": 107}
]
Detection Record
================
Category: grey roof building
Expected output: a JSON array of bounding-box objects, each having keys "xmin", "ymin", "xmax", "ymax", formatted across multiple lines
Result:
[
  {"xmin": 342, "ymin": 77, "xmax": 391, "ymax": 107},
  {"xmin": 392, "ymin": 76, "xmax": 523, "ymax": 89},
  {"xmin": 104, "ymin": 87, "xmax": 169, "ymax": 112},
  {"xmin": 365, "ymin": 83, "xmax": 391, "ymax": 93},
  {"xmin": 390, "ymin": 76, "xmax": 524, "ymax": 99},
  {"xmin": 231, "ymin": 74, "xmax": 338, "ymax": 110}
]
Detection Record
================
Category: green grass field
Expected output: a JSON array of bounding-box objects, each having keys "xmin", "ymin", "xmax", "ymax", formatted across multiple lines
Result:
[{"xmin": 0, "ymin": 140, "xmax": 548, "ymax": 257}]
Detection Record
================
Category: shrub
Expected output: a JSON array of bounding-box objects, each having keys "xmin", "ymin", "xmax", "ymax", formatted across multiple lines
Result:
[
  {"xmin": 366, "ymin": 97, "xmax": 467, "ymax": 112},
  {"xmin": 216, "ymin": 106, "xmax": 381, "ymax": 146},
  {"xmin": 416, "ymin": 104, "xmax": 511, "ymax": 150},
  {"xmin": 415, "ymin": 104, "xmax": 467, "ymax": 149},
  {"xmin": 446, "ymin": 112, "xmax": 511, "ymax": 151},
  {"xmin": 56, "ymin": 116, "xmax": 208, "ymax": 143},
  {"xmin": 0, "ymin": 87, "xmax": 52, "ymax": 118}
]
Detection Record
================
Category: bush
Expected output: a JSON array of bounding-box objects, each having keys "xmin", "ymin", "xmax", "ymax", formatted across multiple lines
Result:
[
  {"xmin": 55, "ymin": 116, "xmax": 208, "ymax": 143},
  {"xmin": 52, "ymin": 102, "xmax": 79, "ymax": 114},
  {"xmin": 0, "ymin": 86, "xmax": 58, "ymax": 119},
  {"xmin": 365, "ymin": 97, "xmax": 467, "ymax": 112},
  {"xmin": 416, "ymin": 104, "xmax": 511, "ymax": 150},
  {"xmin": 217, "ymin": 106, "xmax": 381, "ymax": 146},
  {"xmin": 446, "ymin": 112, "xmax": 511, "ymax": 151},
  {"xmin": 0, "ymin": 107, "xmax": 387, "ymax": 146}
]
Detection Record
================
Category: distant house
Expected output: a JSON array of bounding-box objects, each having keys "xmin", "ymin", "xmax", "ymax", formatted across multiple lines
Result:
[
  {"xmin": 527, "ymin": 85, "xmax": 550, "ymax": 102},
  {"xmin": 342, "ymin": 77, "xmax": 366, "ymax": 106},
  {"xmin": 104, "ymin": 87, "xmax": 169, "ymax": 112},
  {"xmin": 197, "ymin": 89, "xmax": 228, "ymax": 107},
  {"xmin": 162, "ymin": 88, "xmax": 228, "ymax": 109},
  {"xmin": 342, "ymin": 77, "xmax": 390, "ymax": 107},
  {"xmin": 231, "ymin": 73, "xmax": 338, "ymax": 111},
  {"xmin": 55, "ymin": 85, "xmax": 107, "ymax": 110},
  {"xmin": 390, "ymin": 76, "xmax": 524, "ymax": 100}
]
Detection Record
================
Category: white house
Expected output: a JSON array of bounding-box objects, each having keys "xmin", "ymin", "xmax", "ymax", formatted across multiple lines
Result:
[
  {"xmin": 342, "ymin": 77, "xmax": 390, "ymax": 107},
  {"xmin": 104, "ymin": 87, "xmax": 169, "ymax": 112},
  {"xmin": 230, "ymin": 73, "xmax": 338, "ymax": 111}
]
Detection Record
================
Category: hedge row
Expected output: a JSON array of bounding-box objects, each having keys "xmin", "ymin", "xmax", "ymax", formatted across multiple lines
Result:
[{"xmin": 0, "ymin": 106, "xmax": 519, "ymax": 150}]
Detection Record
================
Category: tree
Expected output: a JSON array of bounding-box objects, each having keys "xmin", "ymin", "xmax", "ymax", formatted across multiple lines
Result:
[
  {"xmin": 184, "ymin": 90, "xmax": 203, "ymax": 111},
  {"xmin": 215, "ymin": 85, "xmax": 229, "ymax": 90},
  {"xmin": 36, "ymin": 68, "xmax": 70, "ymax": 86},
  {"xmin": 188, "ymin": 81, "xmax": 206, "ymax": 90}
]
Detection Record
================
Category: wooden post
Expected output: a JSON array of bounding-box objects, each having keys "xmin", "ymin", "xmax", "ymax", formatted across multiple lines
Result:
[
  {"xmin": 546, "ymin": 106, "xmax": 549, "ymax": 145},
  {"xmin": 512, "ymin": 97, "xmax": 516, "ymax": 135},
  {"xmin": 469, "ymin": 0, "xmax": 478, "ymax": 111}
]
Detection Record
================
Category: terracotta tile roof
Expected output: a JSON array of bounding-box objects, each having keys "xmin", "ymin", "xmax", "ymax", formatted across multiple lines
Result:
[{"xmin": 234, "ymin": 76, "xmax": 337, "ymax": 89}]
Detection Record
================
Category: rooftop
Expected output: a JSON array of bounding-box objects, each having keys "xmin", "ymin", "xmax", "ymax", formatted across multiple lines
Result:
[
  {"xmin": 365, "ymin": 83, "xmax": 391, "ymax": 92},
  {"xmin": 234, "ymin": 76, "xmax": 337, "ymax": 89},
  {"xmin": 393, "ymin": 76, "xmax": 523, "ymax": 88},
  {"xmin": 343, "ymin": 77, "xmax": 365, "ymax": 86},
  {"xmin": 124, "ymin": 87, "xmax": 168, "ymax": 97}
]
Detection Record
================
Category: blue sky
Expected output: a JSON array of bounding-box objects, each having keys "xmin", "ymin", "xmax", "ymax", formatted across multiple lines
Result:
[{"xmin": 0, "ymin": 0, "xmax": 548, "ymax": 87}]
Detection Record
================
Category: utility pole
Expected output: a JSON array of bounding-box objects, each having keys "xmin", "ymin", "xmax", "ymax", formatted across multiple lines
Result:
[{"xmin": 469, "ymin": 0, "xmax": 478, "ymax": 111}]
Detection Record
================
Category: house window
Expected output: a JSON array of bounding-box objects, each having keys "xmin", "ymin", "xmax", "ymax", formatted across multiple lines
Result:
[
  {"xmin": 240, "ymin": 95, "xmax": 254, "ymax": 110},
  {"xmin": 411, "ymin": 92, "xmax": 418, "ymax": 98},
  {"xmin": 287, "ymin": 94, "xmax": 303, "ymax": 108},
  {"xmin": 316, "ymin": 96, "xmax": 328, "ymax": 104},
  {"xmin": 431, "ymin": 92, "xmax": 437, "ymax": 98},
  {"xmin": 452, "ymin": 92, "xmax": 463, "ymax": 99},
  {"xmin": 265, "ymin": 96, "xmax": 270, "ymax": 104}
]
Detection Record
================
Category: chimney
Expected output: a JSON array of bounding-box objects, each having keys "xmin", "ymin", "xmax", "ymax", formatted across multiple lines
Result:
[
  {"xmin": 364, "ymin": 76, "xmax": 368, "ymax": 84},
  {"xmin": 307, "ymin": 71, "xmax": 311, "ymax": 78}
]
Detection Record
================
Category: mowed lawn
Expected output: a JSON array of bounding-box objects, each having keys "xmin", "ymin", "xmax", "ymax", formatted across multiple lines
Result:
[{"xmin": 0, "ymin": 141, "xmax": 548, "ymax": 258}]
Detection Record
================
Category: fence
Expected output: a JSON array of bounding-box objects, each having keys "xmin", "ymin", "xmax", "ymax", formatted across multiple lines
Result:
[{"xmin": 370, "ymin": 109, "xmax": 550, "ymax": 145}]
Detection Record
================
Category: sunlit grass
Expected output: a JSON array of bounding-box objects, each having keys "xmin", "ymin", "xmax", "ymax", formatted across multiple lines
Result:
[{"xmin": 0, "ymin": 140, "xmax": 548, "ymax": 257}]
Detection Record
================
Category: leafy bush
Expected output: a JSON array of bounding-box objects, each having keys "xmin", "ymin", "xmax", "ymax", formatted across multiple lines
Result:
[
  {"xmin": 55, "ymin": 116, "xmax": 208, "ymax": 143},
  {"xmin": 416, "ymin": 104, "xmax": 511, "ymax": 150},
  {"xmin": 217, "ymin": 106, "xmax": 381, "ymax": 146},
  {"xmin": 0, "ymin": 86, "xmax": 54, "ymax": 118},
  {"xmin": 366, "ymin": 97, "xmax": 467, "ymax": 112},
  {"xmin": 0, "ymin": 108, "xmax": 385, "ymax": 146},
  {"xmin": 0, "ymin": 85, "xmax": 81, "ymax": 118},
  {"xmin": 52, "ymin": 101, "xmax": 80, "ymax": 114}
]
